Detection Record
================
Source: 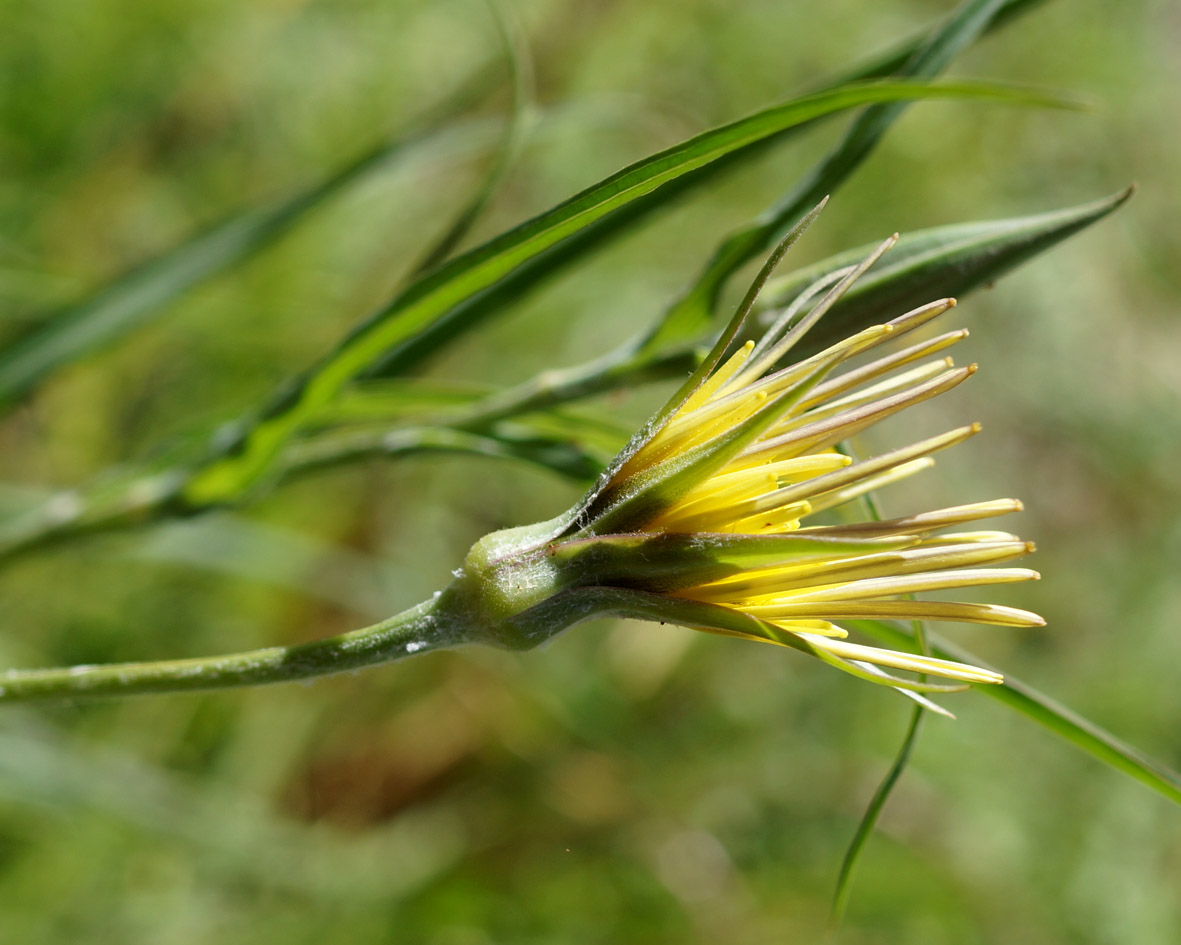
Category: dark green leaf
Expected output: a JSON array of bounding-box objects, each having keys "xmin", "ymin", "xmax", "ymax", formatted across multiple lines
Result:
[
  {"xmin": 182, "ymin": 79, "xmax": 1075, "ymax": 509},
  {"xmin": 755, "ymin": 186, "xmax": 1135, "ymax": 355},
  {"xmin": 634, "ymin": 0, "xmax": 1038, "ymax": 357}
]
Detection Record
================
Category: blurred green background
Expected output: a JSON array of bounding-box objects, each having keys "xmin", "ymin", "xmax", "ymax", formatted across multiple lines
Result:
[{"xmin": 1, "ymin": 0, "xmax": 1178, "ymax": 942}]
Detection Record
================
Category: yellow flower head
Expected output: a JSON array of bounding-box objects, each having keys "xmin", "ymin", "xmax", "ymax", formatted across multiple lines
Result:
[{"xmin": 462, "ymin": 226, "xmax": 1042, "ymax": 704}]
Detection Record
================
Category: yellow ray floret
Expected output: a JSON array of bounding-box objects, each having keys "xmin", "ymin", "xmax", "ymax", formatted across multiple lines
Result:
[{"xmin": 604, "ymin": 287, "xmax": 1043, "ymax": 691}]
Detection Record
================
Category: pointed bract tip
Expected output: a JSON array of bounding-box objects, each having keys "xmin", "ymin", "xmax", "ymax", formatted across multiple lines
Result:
[{"xmin": 966, "ymin": 362, "xmax": 979, "ymax": 375}]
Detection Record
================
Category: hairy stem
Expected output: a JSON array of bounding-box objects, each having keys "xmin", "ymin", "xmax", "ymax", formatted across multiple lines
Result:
[{"xmin": 0, "ymin": 595, "xmax": 460, "ymax": 703}]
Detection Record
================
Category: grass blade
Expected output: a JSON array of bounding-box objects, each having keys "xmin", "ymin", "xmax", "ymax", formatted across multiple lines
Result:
[
  {"xmin": 633, "ymin": 0, "xmax": 1034, "ymax": 356},
  {"xmin": 830, "ymin": 483, "xmax": 933, "ymax": 928},
  {"xmin": 368, "ymin": 0, "xmax": 1056, "ymax": 381},
  {"xmin": 0, "ymin": 186, "xmax": 1117, "ymax": 566},
  {"xmin": 830, "ymin": 705, "xmax": 925, "ymax": 927},
  {"xmin": 424, "ymin": 192, "xmax": 1130, "ymax": 484},
  {"xmin": 183, "ymin": 79, "xmax": 1075, "ymax": 507},
  {"xmin": 850, "ymin": 619, "xmax": 1181, "ymax": 806},
  {"xmin": 824, "ymin": 0, "xmax": 1049, "ymax": 87},
  {"xmin": 0, "ymin": 72, "xmax": 501, "ymax": 411}
]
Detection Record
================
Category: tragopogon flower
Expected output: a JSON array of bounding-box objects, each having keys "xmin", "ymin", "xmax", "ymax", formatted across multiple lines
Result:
[
  {"xmin": 0, "ymin": 218, "xmax": 1043, "ymax": 707},
  {"xmin": 455, "ymin": 227, "xmax": 1042, "ymax": 704}
]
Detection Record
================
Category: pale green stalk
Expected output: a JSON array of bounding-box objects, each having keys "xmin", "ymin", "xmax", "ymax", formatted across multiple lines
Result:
[{"xmin": 0, "ymin": 597, "xmax": 453, "ymax": 703}]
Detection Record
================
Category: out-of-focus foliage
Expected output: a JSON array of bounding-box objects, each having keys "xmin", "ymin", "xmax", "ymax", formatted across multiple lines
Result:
[{"xmin": 0, "ymin": 1, "xmax": 1178, "ymax": 942}]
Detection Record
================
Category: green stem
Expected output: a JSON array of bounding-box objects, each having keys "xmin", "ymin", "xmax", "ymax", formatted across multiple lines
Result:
[
  {"xmin": 0, "ymin": 346, "xmax": 693, "ymax": 569},
  {"xmin": 282, "ymin": 425, "xmax": 604, "ymax": 482},
  {"xmin": 445, "ymin": 346, "xmax": 695, "ymax": 430},
  {"xmin": 0, "ymin": 594, "xmax": 459, "ymax": 703}
]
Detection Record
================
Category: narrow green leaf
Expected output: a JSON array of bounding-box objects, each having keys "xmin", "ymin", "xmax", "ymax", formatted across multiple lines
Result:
[
  {"xmin": 830, "ymin": 473, "xmax": 933, "ymax": 929},
  {"xmin": 0, "ymin": 403, "xmax": 613, "ymax": 570},
  {"xmin": 366, "ymin": 0, "xmax": 1055, "ymax": 383},
  {"xmin": 849, "ymin": 619, "xmax": 1181, "ymax": 806},
  {"xmin": 824, "ymin": 0, "xmax": 1050, "ymax": 87},
  {"xmin": 182, "ymin": 79, "xmax": 1075, "ymax": 509},
  {"xmin": 0, "ymin": 74, "xmax": 500, "ymax": 411},
  {"xmin": 830, "ymin": 705, "xmax": 925, "ymax": 928},
  {"xmin": 406, "ymin": 0, "xmax": 536, "ymax": 277},
  {"xmin": 634, "ymin": 0, "xmax": 1033, "ymax": 357},
  {"xmin": 0, "ymin": 186, "xmax": 1118, "ymax": 567},
  {"xmin": 361, "ymin": 145, "xmax": 795, "ymax": 382},
  {"xmin": 754, "ymin": 186, "xmax": 1135, "ymax": 356}
]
